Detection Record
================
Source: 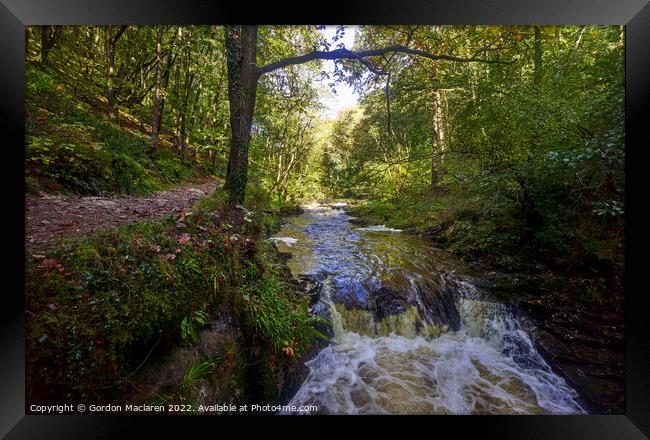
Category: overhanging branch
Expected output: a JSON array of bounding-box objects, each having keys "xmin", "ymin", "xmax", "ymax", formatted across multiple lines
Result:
[{"xmin": 255, "ymin": 45, "xmax": 509, "ymax": 77}]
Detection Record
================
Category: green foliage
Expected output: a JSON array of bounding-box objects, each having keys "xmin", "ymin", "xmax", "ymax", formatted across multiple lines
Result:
[
  {"xmin": 180, "ymin": 310, "xmax": 209, "ymax": 344},
  {"xmin": 182, "ymin": 359, "xmax": 215, "ymax": 386},
  {"xmin": 25, "ymin": 25, "xmax": 330, "ymax": 203},
  {"xmin": 335, "ymin": 25, "xmax": 623, "ymax": 301},
  {"xmin": 250, "ymin": 60, "xmax": 323, "ymax": 205},
  {"xmin": 25, "ymin": 68, "xmax": 204, "ymax": 195},
  {"xmin": 242, "ymin": 274, "xmax": 328, "ymax": 355}
]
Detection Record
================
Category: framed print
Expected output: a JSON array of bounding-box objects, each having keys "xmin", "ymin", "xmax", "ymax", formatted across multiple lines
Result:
[{"xmin": 1, "ymin": 0, "xmax": 648, "ymax": 437}]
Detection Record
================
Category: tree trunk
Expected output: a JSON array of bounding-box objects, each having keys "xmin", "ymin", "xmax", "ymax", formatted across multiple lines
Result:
[
  {"xmin": 172, "ymin": 57, "xmax": 181, "ymax": 155},
  {"xmin": 40, "ymin": 26, "xmax": 59, "ymax": 65},
  {"xmin": 106, "ymin": 26, "xmax": 117, "ymax": 118},
  {"xmin": 431, "ymin": 90, "xmax": 445, "ymax": 187},
  {"xmin": 153, "ymin": 52, "xmax": 174, "ymax": 145},
  {"xmin": 150, "ymin": 26, "xmax": 164, "ymax": 153},
  {"xmin": 104, "ymin": 26, "xmax": 127, "ymax": 119},
  {"xmin": 82, "ymin": 28, "xmax": 94, "ymax": 77},
  {"xmin": 179, "ymin": 69, "xmax": 195, "ymax": 162},
  {"xmin": 224, "ymin": 25, "xmax": 259, "ymax": 206},
  {"xmin": 40, "ymin": 26, "xmax": 49, "ymax": 64},
  {"xmin": 188, "ymin": 82, "xmax": 203, "ymax": 160},
  {"xmin": 209, "ymin": 62, "xmax": 227, "ymax": 167}
]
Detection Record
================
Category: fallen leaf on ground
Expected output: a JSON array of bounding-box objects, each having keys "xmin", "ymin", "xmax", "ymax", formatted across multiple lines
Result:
[{"xmin": 39, "ymin": 258, "xmax": 61, "ymax": 271}]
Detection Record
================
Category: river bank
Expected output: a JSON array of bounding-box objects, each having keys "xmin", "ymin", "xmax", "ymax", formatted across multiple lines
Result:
[{"xmin": 25, "ymin": 189, "xmax": 325, "ymax": 411}]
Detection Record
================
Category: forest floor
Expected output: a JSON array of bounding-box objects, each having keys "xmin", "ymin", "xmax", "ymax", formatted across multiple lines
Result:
[{"xmin": 25, "ymin": 177, "xmax": 221, "ymax": 252}]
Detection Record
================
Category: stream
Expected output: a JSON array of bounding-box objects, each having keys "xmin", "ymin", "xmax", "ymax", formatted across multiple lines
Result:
[{"xmin": 270, "ymin": 202, "xmax": 586, "ymax": 415}]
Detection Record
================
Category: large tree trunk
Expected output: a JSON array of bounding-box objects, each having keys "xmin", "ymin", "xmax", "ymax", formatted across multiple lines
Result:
[
  {"xmin": 431, "ymin": 89, "xmax": 445, "ymax": 187},
  {"xmin": 224, "ymin": 25, "xmax": 259, "ymax": 206},
  {"xmin": 150, "ymin": 26, "xmax": 164, "ymax": 153}
]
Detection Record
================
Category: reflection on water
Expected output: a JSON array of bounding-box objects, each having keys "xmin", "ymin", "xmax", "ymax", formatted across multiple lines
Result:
[{"xmin": 272, "ymin": 203, "xmax": 585, "ymax": 415}]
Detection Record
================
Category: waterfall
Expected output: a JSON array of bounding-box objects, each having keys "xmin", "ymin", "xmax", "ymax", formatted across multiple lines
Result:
[{"xmin": 273, "ymin": 203, "xmax": 586, "ymax": 415}]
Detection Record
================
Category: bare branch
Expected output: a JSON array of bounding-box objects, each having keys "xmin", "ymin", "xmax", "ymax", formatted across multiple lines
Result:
[{"xmin": 256, "ymin": 45, "xmax": 510, "ymax": 77}]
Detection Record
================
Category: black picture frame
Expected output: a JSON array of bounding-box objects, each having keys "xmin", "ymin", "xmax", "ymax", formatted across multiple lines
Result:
[{"xmin": 1, "ymin": 0, "xmax": 648, "ymax": 437}]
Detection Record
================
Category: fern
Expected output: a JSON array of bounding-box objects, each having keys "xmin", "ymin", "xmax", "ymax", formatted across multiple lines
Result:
[{"xmin": 180, "ymin": 310, "xmax": 209, "ymax": 344}]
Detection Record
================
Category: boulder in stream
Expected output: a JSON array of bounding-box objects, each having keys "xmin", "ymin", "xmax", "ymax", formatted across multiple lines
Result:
[
  {"xmin": 374, "ymin": 286, "xmax": 410, "ymax": 320},
  {"xmin": 296, "ymin": 273, "xmax": 323, "ymax": 305},
  {"xmin": 414, "ymin": 277, "xmax": 461, "ymax": 331}
]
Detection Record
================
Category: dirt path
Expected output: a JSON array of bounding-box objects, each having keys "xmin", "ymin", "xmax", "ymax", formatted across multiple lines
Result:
[{"xmin": 26, "ymin": 178, "xmax": 220, "ymax": 252}]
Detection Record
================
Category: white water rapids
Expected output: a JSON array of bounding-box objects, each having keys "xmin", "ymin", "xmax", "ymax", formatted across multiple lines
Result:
[{"xmin": 273, "ymin": 203, "xmax": 586, "ymax": 415}]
